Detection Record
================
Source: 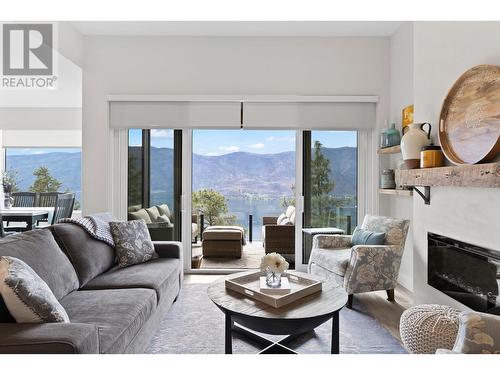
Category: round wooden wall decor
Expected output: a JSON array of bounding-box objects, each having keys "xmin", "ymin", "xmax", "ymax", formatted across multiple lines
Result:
[{"xmin": 439, "ymin": 64, "xmax": 500, "ymax": 165}]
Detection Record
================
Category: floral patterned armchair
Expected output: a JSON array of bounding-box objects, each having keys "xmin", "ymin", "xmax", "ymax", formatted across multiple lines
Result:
[
  {"xmin": 308, "ymin": 214, "xmax": 409, "ymax": 308},
  {"xmin": 437, "ymin": 312, "xmax": 500, "ymax": 354}
]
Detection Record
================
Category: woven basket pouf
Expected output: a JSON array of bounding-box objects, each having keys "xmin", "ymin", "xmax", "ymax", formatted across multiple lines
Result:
[{"xmin": 400, "ymin": 304, "xmax": 460, "ymax": 354}]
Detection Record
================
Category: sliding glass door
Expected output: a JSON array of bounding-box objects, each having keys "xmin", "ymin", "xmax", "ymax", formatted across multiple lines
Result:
[
  {"xmin": 127, "ymin": 129, "xmax": 182, "ymax": 241},
  {"xmin": 302, "ymin": 130, "xmax": 358, "ymax": 264},
  {"xmin": 191, "ymin": 130, "xmax": 296, "ymax": 270},
  {"xmin": 125, "ymin": 127, "xmax": 360, "ymax": 271}
]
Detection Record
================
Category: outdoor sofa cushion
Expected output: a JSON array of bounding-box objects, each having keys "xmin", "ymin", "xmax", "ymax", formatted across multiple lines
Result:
[
  {"xmin": 0, "ymin": 229, "xmax": 79, "ymax": 302},
  {"xmin": 203, "ymin": 226, "xmax": 244, "ymax": 241},
  {"xmin": 82, "ymin": 257, "xmax": 181, "ymax": 303},
  {"xmin": 128, "ymin": 209, "xmax": 152, "ymax": 224},
  {"xmin": 50, "ymin": 223, "xmax": 116, "ymax": 287},
  {"xmin": 60, "ymin": 288, "xmax": 156, "ymax": 354}
]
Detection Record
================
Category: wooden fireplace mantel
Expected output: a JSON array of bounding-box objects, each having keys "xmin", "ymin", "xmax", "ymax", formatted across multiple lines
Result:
[{"xmin": 397, "ymin": 162, "xmax": 500, "ymax": 188}]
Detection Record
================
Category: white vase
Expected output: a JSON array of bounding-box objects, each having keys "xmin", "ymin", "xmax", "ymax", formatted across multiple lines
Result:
[{"xmin": 401, "ymin": 123, "xmax": 432, "ymax": 169}]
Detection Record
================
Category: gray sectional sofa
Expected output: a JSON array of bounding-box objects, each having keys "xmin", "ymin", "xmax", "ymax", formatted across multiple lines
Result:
[{"xmin": 0, "ymin": 223, "xmax": 183, "ymax": 354}]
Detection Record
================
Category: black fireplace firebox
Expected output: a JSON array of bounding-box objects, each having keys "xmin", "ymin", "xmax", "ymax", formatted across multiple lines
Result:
[{"xmin": 428, "ymin": 232, "xmax": 500, "ymax": 315}]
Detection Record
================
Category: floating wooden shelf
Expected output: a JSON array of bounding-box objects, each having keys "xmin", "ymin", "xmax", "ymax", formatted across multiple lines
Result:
[
  {"xmin": 397, "ymin": 162, "xmax": 500, "ymax": 188},
  {"xmin": 378, "ymin": 145, "xmax": 401, "ymax": 155},
  {"xmin": 379, "ymin": 189, "xmax": 413, "ymax": 197}
]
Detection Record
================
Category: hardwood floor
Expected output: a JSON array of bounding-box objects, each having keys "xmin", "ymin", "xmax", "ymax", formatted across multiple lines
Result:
[
  {"xmin": 184, "ymin": 274, "xmax": 413, "ymax": 344},
  {"xmin": 355, "ymin": 285, "xmax": 413, "ymax": 343}
]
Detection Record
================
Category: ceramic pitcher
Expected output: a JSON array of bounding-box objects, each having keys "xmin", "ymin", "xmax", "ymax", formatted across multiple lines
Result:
[{"xmin": 401, "ymin": 123, "xmax": 432, "ymax": 169}]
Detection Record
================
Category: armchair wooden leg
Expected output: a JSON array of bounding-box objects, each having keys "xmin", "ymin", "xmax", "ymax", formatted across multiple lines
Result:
[
  {"xmin": 346, "ymin": 294, "xmax": 353, "ymax": 309},
  {"xmin": 386, "ymin": 289, "xmax": 395, "ymax": 302}
]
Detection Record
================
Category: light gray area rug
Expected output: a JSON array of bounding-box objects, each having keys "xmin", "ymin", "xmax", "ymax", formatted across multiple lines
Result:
[{"xmin": 146, "ymin": 283, "xmax": 406, "ymax": 354}]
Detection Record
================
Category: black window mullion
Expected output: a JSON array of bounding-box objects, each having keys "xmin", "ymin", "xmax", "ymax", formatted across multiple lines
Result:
[
  {"xmin": 142, "ymin": 129, "xmax": 151, "ymax": 208},
  {"xmin": 173, "ymin": 129, "xmax": 182, "ymax": 241}
]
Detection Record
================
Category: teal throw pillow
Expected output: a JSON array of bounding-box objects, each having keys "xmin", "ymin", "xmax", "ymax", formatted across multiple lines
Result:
[{"xmin": 351, "ymin": 227, "xmax": 386, "ymax": 246}]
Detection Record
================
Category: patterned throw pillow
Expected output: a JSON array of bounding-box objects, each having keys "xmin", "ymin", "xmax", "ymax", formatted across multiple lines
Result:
[
  {"xmin": 109, "ymin": 220, "xmax": 156, "ymax": 268},
  {"xmin": 0, "ymin": 256, "xmax": 70, "ymax": 323}
]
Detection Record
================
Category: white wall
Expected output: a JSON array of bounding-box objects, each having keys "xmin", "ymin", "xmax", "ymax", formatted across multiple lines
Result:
[
  {"xmin": 82, "ymin": 36, "xmax": 390, "ymax": 214},
  {"xmin": 412, "ymin": 21, "xmax": 500, "ymax": 307},
  {"xmin": 382, "ymin": 22, "xmax": 414, "ymax": 291}
]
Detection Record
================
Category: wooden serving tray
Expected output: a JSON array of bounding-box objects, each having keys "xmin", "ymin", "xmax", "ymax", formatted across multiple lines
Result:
[
  {"xmin": 439, "ymin": 65, "xmax": 500, "ymax": 165},
  {"xmin": 225, "ymin": 271, "xmax": 322, "ymax": 308}
]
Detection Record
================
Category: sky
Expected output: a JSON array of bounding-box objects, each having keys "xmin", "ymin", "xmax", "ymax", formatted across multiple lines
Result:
[
  {"xmin": 129, "ymin": 129, "xmax": 356, "ymax": 156},
  {"xmin": 7, "ymin": 130, "xmax": 357, "ymax": 156},
  {"xmin": 6, "ymin": 148, "xmax": 81, "ymax": 156}
]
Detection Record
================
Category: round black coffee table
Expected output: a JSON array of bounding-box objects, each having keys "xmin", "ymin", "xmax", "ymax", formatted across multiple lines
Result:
[{"xmin": 207, "ymin": 271, "xmax": 348, "ymax": 354}]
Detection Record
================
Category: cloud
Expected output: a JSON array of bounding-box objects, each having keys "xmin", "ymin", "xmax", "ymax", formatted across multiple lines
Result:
[
  {"xmin": 248, "ymin": 143, "xmax": 265, "ymax": 149},
  {"xmin": 205, "ymin": 152, "xmax": 221, "ymax": 156},
  {"xmin": 218, "ymin": 145, "xmax": 240, "ymax": 152},
  {"xmin": 265, "ymin": 136, "xmax": 276, "ymax": 142},
  {"xmin": 151, "ymin": 129, "xmax": 173, "ymax": 138}
]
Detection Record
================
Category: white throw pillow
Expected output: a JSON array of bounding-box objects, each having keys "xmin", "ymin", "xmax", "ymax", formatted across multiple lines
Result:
[
  {"xmin": 285, "ymin": 205, "xmax": 295, "ymax": 219},
  {"xmin": 0, "ymin": 256, "xmax": 70, "ymax": 323},
  {"xmin": 289, "ymin": 210, "xmax": 296, "ymax": 225},
  {"xmin": 276, "ymin": 213, "xmax": 287, "ymax": 225},
  {"xmin": 156, "ymin": 214, "xmax": 172, "ymax": 224}
]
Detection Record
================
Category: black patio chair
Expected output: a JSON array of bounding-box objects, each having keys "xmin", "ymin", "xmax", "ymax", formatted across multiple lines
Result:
[
  {"xmin": 37, "ymin": 192, "xmax": 60, "ymax": 208},
  {"xmin": 12, "ymin": 192, "xmax": 37, "ymax": 207},
  {"xmin": 51, "ymin": 193, "xmax": 75, "ymax": 225}
]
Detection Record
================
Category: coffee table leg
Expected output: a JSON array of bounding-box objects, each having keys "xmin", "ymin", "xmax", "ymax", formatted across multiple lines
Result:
[
  {"xmin": 225, "ymin": 312, "xmax": 233, "ymax": 354},
  {"xmin": 331, "ymin": 311, "xmax": 339, "ymax": 354}
]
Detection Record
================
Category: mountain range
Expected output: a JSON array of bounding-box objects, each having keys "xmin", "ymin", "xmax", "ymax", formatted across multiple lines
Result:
[{"xmin": 7, "ymin": 146, "xmax": 357, "ymax": 205}]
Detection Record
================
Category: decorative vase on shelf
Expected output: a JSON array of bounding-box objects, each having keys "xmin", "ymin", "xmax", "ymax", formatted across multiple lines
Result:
[
  {"xmin": 265, "ymin": 267, "xmax": 282, "ymax": 288},
  {"xmin": 401, "ymin": 123, "xmax": 432, "ymax": 169},
  {"xmin": 386, "ymin": 123, "xmax": 401, "ymax": 147}
]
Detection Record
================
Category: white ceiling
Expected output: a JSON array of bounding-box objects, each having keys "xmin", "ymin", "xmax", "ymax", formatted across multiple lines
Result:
[{"xmin": 70, "ymin": 21, "xmax": 402, "ymax": 37}]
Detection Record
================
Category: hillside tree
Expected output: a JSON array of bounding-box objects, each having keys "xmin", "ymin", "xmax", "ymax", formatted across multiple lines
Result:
[
  {"xmin": 30, "ymin": 166, "xmax": 62, "ymax": 193},
  {"xmin": 192, "ymin": 189, "xmax": 236, "ymax": 227},
  {"xmin": 311, "ymin": 141, "xmax": 335, "ymax": 226}
]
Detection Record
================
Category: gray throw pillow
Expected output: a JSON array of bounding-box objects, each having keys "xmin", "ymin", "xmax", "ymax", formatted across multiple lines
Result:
[
  {"xmin": 0, "ymin": 256, "xmax": 70, "ymax": 323},
  {"xmin": 109, "ymin": 220, "xmax": 156, "ymax": 268},
  {"xmin": 351, "ymin": 227, "xmax": 386, "ymax": 246}
]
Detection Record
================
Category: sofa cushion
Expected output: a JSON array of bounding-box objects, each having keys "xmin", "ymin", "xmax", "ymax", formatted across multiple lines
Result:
[
  {"xmin": 157, "ymin": 214, "xmax": 171, "ymax": 224},
  {"xmin": 60, "ymin": 288, "xmax": 156, "ymax": 354},
  {"xmin": 0, "ymin": 256, "xmax": 70, "ymax": 323},
  {"xmin": 110, "ymin": 220, "xmax": 156, "ymax": 268},
  {"xmin": 128, "ymin": 209, "xmax": 152, "ymax": 224},
  {"xmin": 285, "ymin": 205, "xmax": 295, "ymax": 219},
  {"xmin": 82, "ymin": 258, "xmax": 181, "ymax": 303},
  {"xmin": 156, "ymin": 204, "xmax": 171, "ymax": 219},
  {"xmin": 203, "ymin": 226, "xmax": 244, "ymax": 241},
  {"xmin": 145, "ymin": 206, "xmax": 161, "ymax": 222},
  {"xmin": 0, "ymin": 229, "xmax": 79, "ymax": 300},
  {"xmin": 276, "ymin": 213, "xmax": 287, "ymax": 225},
  {"xmin": 50, "ymin": 223, "xmax": 116, "ymax": 287},
  {"xmin": 309, "ymin": 248, "xmax": 352, "ymax": 276}
]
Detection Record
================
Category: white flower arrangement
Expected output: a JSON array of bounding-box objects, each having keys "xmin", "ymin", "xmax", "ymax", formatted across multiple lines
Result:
[{"xmin": 260, "ymin": 252, "xmax": 289, "ymax": 274}]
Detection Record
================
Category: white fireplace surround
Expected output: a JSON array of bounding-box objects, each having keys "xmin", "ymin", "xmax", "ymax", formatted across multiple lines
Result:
[{"xmin": 413, "ymin": 186, "xmax": 500, "ymax": 310}]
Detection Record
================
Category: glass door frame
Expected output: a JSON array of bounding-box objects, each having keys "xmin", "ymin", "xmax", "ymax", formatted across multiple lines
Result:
[{"xmin": 182, "ymin": 128, "xmax": 369, "ymax": 274}]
